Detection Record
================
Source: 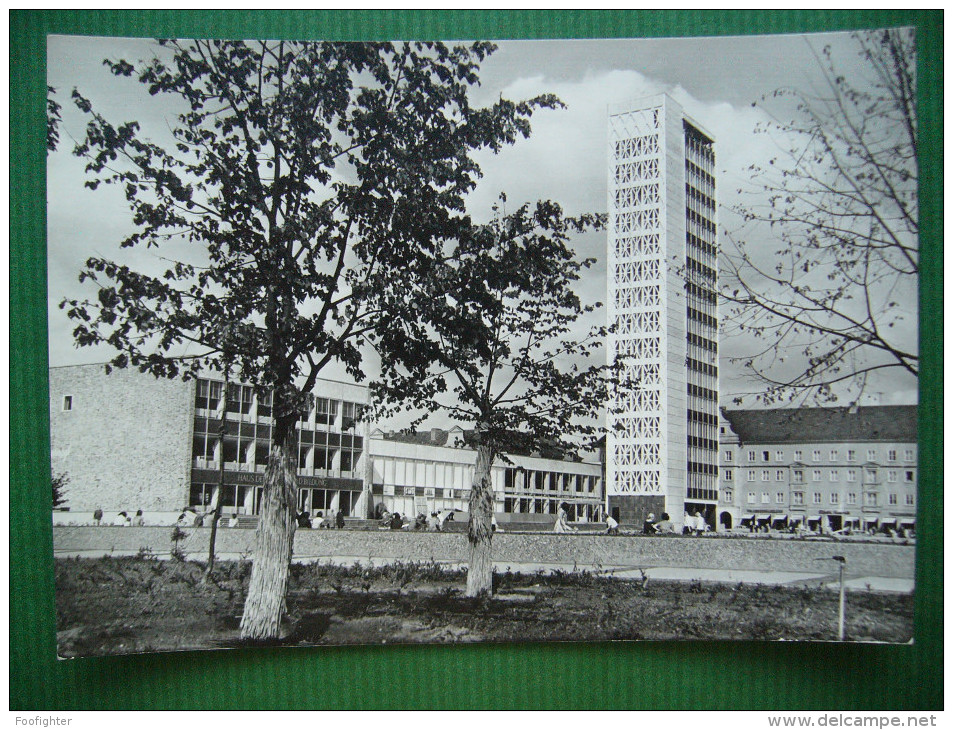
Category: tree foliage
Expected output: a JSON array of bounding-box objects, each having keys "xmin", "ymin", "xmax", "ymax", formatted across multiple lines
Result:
[
  {"xmin": 722, "ymin": 28, "xmax": 918, "ymax": 405},
  {"xmin": 52, "ymin": 471, "xmax": 69, "ymax": 508},
  {"xmin": 62, "ymin": 39, "xmax": 557, "ymax": 637},
  {"xmin": 47, "ymin": 85, "xmax": 62, "ymax": 153},
  {"xmin": 371, "ymin": 197, "xmax": 612, "ymax": 595}
]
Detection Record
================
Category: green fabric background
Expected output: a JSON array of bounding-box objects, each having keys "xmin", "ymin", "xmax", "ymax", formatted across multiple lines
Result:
[{"xmin": 10, "ymin": 10, "xmax": 942, "ymax": 710}]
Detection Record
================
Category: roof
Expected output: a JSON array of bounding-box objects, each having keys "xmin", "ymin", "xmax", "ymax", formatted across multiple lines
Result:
[
  {"xmin": 721, "ymin": 405, "xmax": 917, "ymax": 445},
  {"xmin": 378, "ymin": 428, "xmax": 583, "ymax": 461}
]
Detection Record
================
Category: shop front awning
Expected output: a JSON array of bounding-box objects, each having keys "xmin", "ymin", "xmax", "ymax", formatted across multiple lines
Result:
[
  {"xmin": 740, "ymin": 514, "xmax": 754, "ymax": 521},
  {"xmin": 771, "ymin": 514, "xmax": 788, "ymax": 524},
  {"xmin": 807, "ymin": 515, "xmax": 821, "ymax": 522},
  {"xmin": 756, "ymin": 514, "xmax": 772, "ymax": 522}
]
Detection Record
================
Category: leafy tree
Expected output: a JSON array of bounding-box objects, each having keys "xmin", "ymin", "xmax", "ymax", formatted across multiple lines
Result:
[
  {"xmin": 52, "ymin": 471, "xmax": 69, "ymax": 508},
  {"xmin": 47, "ymin": 85, "xmax": 62, "ymax": 153},
  {"xmin": 722, "ymin": 29, "xmax": 917, "ymax": 405},
  {"xmin": 371, "ymin": 198, "xmax": 612, "ymax": 597},
  {"xmin": 62, "ymin": 39, "xmax": 558, "ymax": 639}
]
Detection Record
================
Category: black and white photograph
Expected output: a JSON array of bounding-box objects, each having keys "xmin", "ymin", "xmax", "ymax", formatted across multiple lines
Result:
[{"xmin": 47, "ymin": 29, "xmax": 919, "ymax": 657}]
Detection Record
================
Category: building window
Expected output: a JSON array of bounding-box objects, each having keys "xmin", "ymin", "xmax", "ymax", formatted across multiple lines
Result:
[
  {"xmin": 62, "ymin": 395, "xmax": 73, "ymax": 411},
  {"xmin": 747, "ymin": 450, "xmax": 756, "ymax": 462},
  {"xmin": 847, "ymin": 492, "xmax": 856, "ymax": 505},
  {"xmin": 792, "ymin": 492, "xmax": 804, "ymax": 505},
  {"xmin": 776, "ymin": 491, "xmax": 784, "ymax": 504},
  {"xmin": 812, "ymin": 450, "xmax": 821, "ymax": 462},
  {"xmin": 830, "ymin": 470, "xmax": 839, "ymax": 482},
  {"xmin": 723, "ymin": 488, "xmax": 733, "ymax": 502},
  {"xmin": 904, "ymin": 449, "xmax": 914, "ymax": 462},
  {"xmin": 725, "ymin": 451, "xmax": 733, "ymax": 462},
  {"xmin": 775, "ymin": 470, "xmax": 784, "ymax": 481},
  {"xmin": 848, "ymin": 450, "xmax": 856, "ymax": 462},
  {"xmin": 866, "ymin": 449, "xmax": 876, "ymax": 461},
  {"xmin": 794, "ymin": 450, "xmax": 802, "ymax": 461},
  {"xmin": 747, "ymin": 470, "xmax": 755, "ymax": 482},
  {"xmin": 746, "ymin": 492, "xmax": 756, "ymax": 504},
  {"xmin": 887, "ymin": 471, "xmax": 897, "ymax": 483},
  {"xmin": 865, "ymin": 468, "xmax": 877, "ymax": 483},
  {"xmin": 812, "ymin": 470, "xmax": 821, "ymax": 482},
  {"xmin": 793, "ymin": 470, "xmax": 803, "ymax": 484},
  {"xmin": 888, "ymin": 493, "xmax": 898, "ymax": 505},
  {"xmin": 904, "ymin": 470, "xmax": 915, "ymax": 483},
  {"xmin": 847, "ymin": 469, "xmax": 856, "ymax": 483},
  {"xmin": 905, "ymin": 494, "xmax": 914, "ymax": 506},
  {"xmin": 888, "ymin": 449, "xmax": 897, "ymax": 462},
  {"xmin": 761, "ymin": 492, "xmax": 770, "ymax": 504},
  {"xmin": 830, "ymin": 450, "xmax": 838, "ymax": 461},
  {"xmin": 761, "ymin": 470, "xmax": 769, "ymax": 482},
  {"xmin": 830, "ymin": 493, "xmax": 839, "ymax": 505},
  {"xmin": 762, "ymin": 451, "xmax": 770, "ymax": 462},
  {"xmin": 195, "ymin": 379, "xmax": 223, "ymax": 411},
  {"xmin": 813, "ymin": 492, "xmax": 822, "ymax": 504},
  {"xmin": 723, "ymin": 469, "xmax": 733, "ymax": 481},
  {"xmin": 775, "ymin": 450, "xmax": 784, "ymax": 462},
  {"xmin": 864, "ymin": 492, "xmax": 878, "ymax": 507}
]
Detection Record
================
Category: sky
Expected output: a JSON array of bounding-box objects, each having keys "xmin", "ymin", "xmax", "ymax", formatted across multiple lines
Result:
[{"xmin": 46, "ymin": 31, "xmax": 920, "ymax": 423}]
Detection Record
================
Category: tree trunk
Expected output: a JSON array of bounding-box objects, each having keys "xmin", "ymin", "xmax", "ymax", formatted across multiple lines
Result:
[
  {"xmin": 465, "ymin": 444, "xmax": 496, "ymax": 597},
  {"xmin": 239, "ymin": 412, "xmax": 298, "ymax": 640},
  {"xmin": 204, "ymin": 377, "xmax": 228, "ymax": 580}
]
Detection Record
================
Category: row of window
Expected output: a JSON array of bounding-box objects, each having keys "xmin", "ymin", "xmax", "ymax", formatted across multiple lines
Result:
[
  {"xmin": 686, "ymin": 232, "xmax": 717, "ymax": 260},
  {"xmin": 687, "ymin": 331, "xmax": 718, "ymax": 354},
  {"xmin": 686, "ymin": 256, "xmax": 716, "ymax": 282},
  {"xmin": 687, "ymin": 357, "xmax": 718, "ymax": 378},
  {"xmin": 194, "ymin": 379, "xmax": 365, "ymax": 429},
  {"xmin": 729, "ymin": 448, "xmax": 915, "ymax": 464},
  {"xmin": 734, "ymin": 490, "xmax": 916, "ymax": 507},
  {"xmin": 725, "ymin": 468, "xmax": 916, "ymax": 484},
  {"xmin": 503, "ymin": 468, "xmax": 599, "ymax": 494}
]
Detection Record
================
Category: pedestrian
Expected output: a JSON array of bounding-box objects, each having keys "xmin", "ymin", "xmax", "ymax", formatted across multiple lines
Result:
[
  {"xmin": 113, "ymin": 511, "xmax": 130, "ymax": 526},
  {"xmin": 427, "ymin": 512, "xmax": 441, "ymax": 531},
  {"xmin": 694, "ymin": 510, "xmax": 706, "ymax": 535},
  {"xmin": 296, "ymin": 509, "xmax": 312, "ymax": 528},
  {"xmin": 643, "ymin": 512, "xmax": 659, "ymax": 534},
  {"xmin": 132, "ymin": 509, "xmax": 144, "ymax": 527},
  {"xmin": 389, "ymin": 511, "xmax": 403, "ymax": 530},
  {"xmin": 335, "ymin": 510, "xmax": 345, "ymax": 529},
  {"xmin": 553, "ymin": 503, "xmax": 576, "ymax": 533},
  {"xmin": 93, "ymin": 508, "xmax": 103, "ymax": 526},
  {"xmin": 605, "ymin": 513, "xmax": 619, "ymax": 535}
]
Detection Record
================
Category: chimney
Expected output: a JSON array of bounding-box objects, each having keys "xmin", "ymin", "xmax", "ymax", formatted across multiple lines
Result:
[{"xmin": 430, "ymin": 428, "xmax": 442, "ymax": 444}]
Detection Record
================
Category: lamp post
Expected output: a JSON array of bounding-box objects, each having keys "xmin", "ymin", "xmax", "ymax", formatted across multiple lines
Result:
[
  {"xmin": 833, "ymin": 555, "xmax": 847, "ymax": 641},
  {"xmin": 815, "ymin": 555, "xmax": 847, "ymax": 641}
]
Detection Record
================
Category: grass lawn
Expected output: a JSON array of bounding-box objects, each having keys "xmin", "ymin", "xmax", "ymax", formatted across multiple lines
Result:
[{"xmin": 55, "ymin": 556, "xmax": 914, "ymax": 656}]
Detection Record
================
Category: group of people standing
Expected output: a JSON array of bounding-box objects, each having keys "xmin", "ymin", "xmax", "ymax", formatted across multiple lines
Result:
[
  {"xmin": 297, "ymin": 509, "xmax": 346, "ymax": 530},
  {"xmin": 93, "ymin": 508, "xmax": 144, "ymax": 527}
]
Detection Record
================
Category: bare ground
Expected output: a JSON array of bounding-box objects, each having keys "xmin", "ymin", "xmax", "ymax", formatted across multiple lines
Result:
[{"xmin": 55, "ymin": 556, "xmax": 914, "ymax": 657}]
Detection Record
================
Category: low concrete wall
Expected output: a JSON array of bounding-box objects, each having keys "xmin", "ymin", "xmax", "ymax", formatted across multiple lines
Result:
[{"xmin": 52, "ymin": 526, "xmax": 915, "ymax": 579}]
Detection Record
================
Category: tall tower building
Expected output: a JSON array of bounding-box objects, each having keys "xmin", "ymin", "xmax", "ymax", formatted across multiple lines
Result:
[{"xmin": 606, "ymin": 94, "xmax": 719, "ymax": 529}]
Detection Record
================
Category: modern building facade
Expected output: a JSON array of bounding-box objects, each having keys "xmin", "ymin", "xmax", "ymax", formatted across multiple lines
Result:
[
  {"xmin": 49, "ymin": 364, "xmax": 603, "ymax": 525},
  {"xmin": 50, "ymin": 364, "xmax": 369, "ymax": 524},
  {"xmin": 606, "ymin": 94, "xmax": 719, "ymax": 529},
  {"xmin": 718, "ymin": 406, "xmax": 918, "ymax": 534},
  {"xmin": 370, "ymin": 429, "xmax": 604, "ymax": 526}
]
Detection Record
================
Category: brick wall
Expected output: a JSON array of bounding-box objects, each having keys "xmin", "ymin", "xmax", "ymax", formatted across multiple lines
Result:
[{"xmin": 49, "ymin": 365, "xmax": 193, "ymax": 514}]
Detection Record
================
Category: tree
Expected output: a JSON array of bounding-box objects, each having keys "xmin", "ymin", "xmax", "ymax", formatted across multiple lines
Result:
[
  {"xmin": 47, "ymin": 85, "xmax": 62, "ymax": 153},
  {"xmin": 371, "ymin": 198, "xmax": 612, "ymax": 597},
  {"xmin": 722, "ymin": 29, "xmax": 917, "ymax": 405},
  {"xmin": 62, "ymin": 39, "xmax": 558, "ymax": 639},
  {"xmin": 52, "ymin": 471, "xmax": 69, "ymax": 508}
]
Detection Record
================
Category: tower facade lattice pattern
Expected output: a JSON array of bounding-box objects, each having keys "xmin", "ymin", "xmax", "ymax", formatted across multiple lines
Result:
[{"xmin": 606, "ymin": 95, "xmax": 719, "ymax": 526}]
